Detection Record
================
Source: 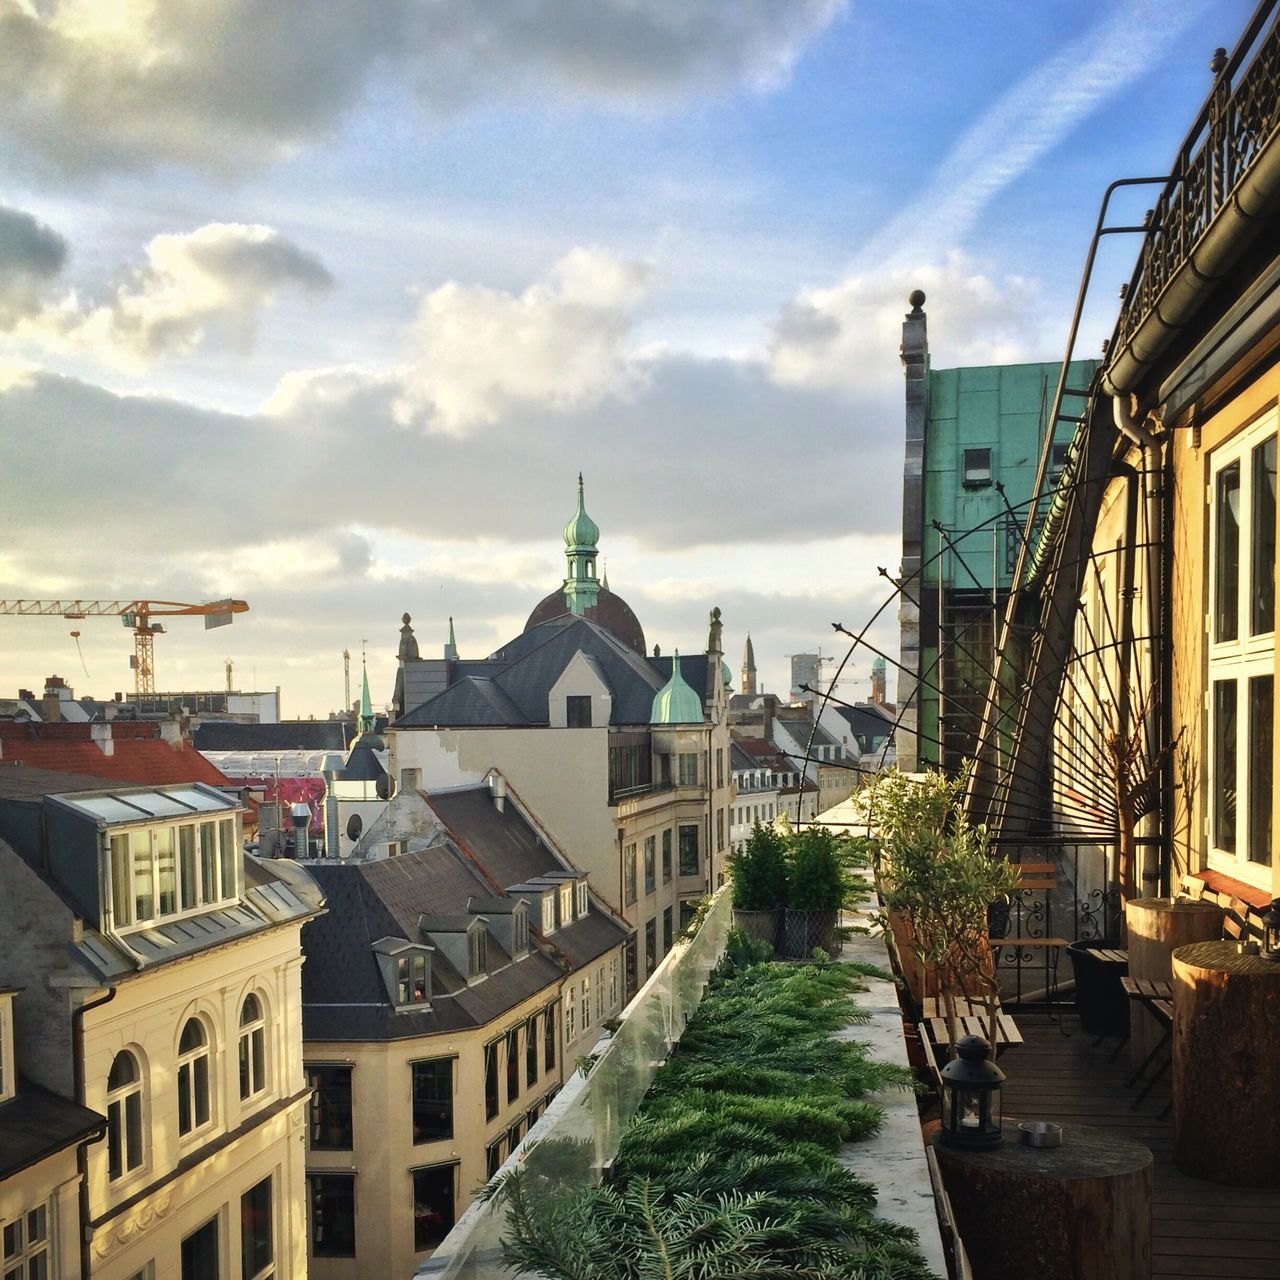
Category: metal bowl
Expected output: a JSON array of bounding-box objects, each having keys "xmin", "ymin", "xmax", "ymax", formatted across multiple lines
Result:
[{"xmin": 1018, "ymin": 1120, "xmax": 1063, "ymax": 1148}]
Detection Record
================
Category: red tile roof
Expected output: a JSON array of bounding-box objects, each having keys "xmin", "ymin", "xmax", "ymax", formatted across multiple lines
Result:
[{"xmin": 0, "ymin": 724, "xmax": 230, "ymax": 788}]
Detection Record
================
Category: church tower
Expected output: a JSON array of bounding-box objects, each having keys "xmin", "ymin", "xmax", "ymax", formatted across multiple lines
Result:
[
  {"xmin": 562, "ymin": 473, "xmax": 602, "ymax": 616},
  {"xmin": 741, "ymin": 633, "xmax": 757, "ymax": 696}
]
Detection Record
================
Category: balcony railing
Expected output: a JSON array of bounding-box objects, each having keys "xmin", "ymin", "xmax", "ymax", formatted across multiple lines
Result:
[
  {"xmin": 417, "ymin": 886, "xmax": 733, "ymax": 1279},
  {"xmin": 1115, "ymin": 4, "xmax": 1280, "ymax": 350}
]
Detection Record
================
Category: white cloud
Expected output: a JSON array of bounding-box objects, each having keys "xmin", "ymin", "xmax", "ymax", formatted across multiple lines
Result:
[
  {"xmin": 393, "ymin": 247, "xmax": 652, "ymax": 432},
  {"xmin": 20, "ymin": 222, "xmax": 333, "ymax": 364},
  {"xmin": 0, "ymin": 0, "xmax": 846, "ymax": 174}
]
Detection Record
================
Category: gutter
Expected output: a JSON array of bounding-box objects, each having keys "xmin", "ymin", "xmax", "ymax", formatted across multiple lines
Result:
[
  {"xmin": 1103, "ymin": 128, "xmax": 1280, "ymax": 397},
  {"xmin": 73, "ymin": 986, "xmax": 116, "ymax": 1280}
]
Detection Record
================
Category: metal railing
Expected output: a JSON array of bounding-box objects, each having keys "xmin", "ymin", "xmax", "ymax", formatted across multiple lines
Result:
[
  {"xmin": 1116, "ymin": 3, "xmax": 1280, "ymax": 349},
  {"xmin": 416, "ymin": 887, "xmax": 733, "ymax": 1279}
]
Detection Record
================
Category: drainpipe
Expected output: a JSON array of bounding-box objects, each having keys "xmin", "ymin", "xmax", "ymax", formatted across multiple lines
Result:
[
  {"xmin": 1113, "ymin": 394, "xmax": 1164, "ymax": 895},
  {"xmin": 73, "ymin": 986, "xmax": 116, "ymax": 1280}
]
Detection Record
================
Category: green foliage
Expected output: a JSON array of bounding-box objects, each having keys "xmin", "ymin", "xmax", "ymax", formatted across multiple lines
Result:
[
  {"xmin": 786, "ymin": 826, "xmax": 848, "ymax": 911},
  {"xmin": 722, "ymin": 926, "xmax": 774, "ymax": 970},
  {"xmin": 728, "ymin": 821, "xmax": 788, "ymax": 909},
  {"xmin": 493, "ymin": 948, "xmax": 937, "ymax": 1280}
]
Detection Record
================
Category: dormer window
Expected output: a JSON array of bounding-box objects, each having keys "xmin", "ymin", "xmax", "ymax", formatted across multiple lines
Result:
[
  {"xmin": 575, "ymin": 880, "xmax": 588, "ymax": 919},
  {"xmin": 468, "ymin": 929, "xmax": 487, "ymax": 979},
  {"xmin": 511, "ymin": 907, "xmax": 528, "ymax": 957},
  {"xmin": 541, "ymin": 896, "xmax": 555, "ymax": 935},
  {"xmin": 398, "ymin": 953, "xmax": 429, "ymax": 1005},
  {"xmin": 559, "ymin": 884, "xmax": 573, "ymax": 924},
  {"xmin": 0, "ymin": 993, "xmax": 13, "ymax": 1104}
]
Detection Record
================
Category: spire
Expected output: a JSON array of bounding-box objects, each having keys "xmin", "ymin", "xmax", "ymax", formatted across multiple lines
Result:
[
  {"xmin": 359, "ymin": 661, "xmax": 375, "ymax": 735},
  {"xmin": 444, "ymin": 615, "xmax": 458, "ymax": 662},
  {"xmin": 601, "ymin": 558, "xmax": 610, "ymax": 592},
  {"xmin": 741, "ymin": 632, "xmax": 757, "ymax": 696},
  {"xmin": 561, "ymin": 473, "xmax": 601, "ymax": 617},
  {"xmin": 650, "ymin": 650, "xmax": 704, "ymax": 725}
]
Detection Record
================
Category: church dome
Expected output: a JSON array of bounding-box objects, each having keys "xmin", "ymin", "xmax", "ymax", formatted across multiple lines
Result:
[{"xmin": 524, "ymin": 587, "xmax": 647, "ymax": 655}]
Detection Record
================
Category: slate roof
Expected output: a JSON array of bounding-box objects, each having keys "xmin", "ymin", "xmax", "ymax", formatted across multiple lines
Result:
[
  {"xmin": 0, "ymin": 1079, "xmax": 104, "ymax": 1179},
  {"xmin": 193, "ymin": 720, "xmax": 387, "ymax": 752},
  {"xmin": 776, "ymin": 716, "xmax": 841, "ymax": 753},
  {"xmin": 397, "ymin": 615, "xmax": 695, "ymax": 728},
  {"xmin": 300, "ymin": 787, "xmax": 629, "ymax": 1042},
  {"xmin": 524, "ymin": 585, "xmax": 647, "ymax": 656},
  {"xmin": 0, "ymin": 765, "xmax": 124, "ymax": 799},
  {"xmin": 831, "ymin": 704, "xmax": 895, "ymax": 751}
]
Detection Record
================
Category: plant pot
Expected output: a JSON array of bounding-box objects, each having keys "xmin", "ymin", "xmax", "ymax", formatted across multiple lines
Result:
[
  {"xmin": 781, "ymin": 908, "xmax": 842, "ymax": 959},
  {"xmin": 731, "ymin": 907, "xmax": 780, "ymax": 953},
  {"xmin": 1066, "ymin": 939, "xmax": 1129, "ymax": 1037}
]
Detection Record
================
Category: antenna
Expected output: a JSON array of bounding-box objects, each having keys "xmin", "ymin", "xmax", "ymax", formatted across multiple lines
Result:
[{"xmin": 343, "ymin": 649, "xmax": 351, "ymax": 713}]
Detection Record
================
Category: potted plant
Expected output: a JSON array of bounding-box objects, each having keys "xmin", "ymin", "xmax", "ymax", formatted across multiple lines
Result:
[
  {"xmin": 863, "ymin": 769, "xmax": 1019, "ymax": 1048},
  {"xmin": 781, "ymin": 827, "xmax": 847, "ymax": 958},
  {"xmin": 728, "ymin": 822, "xmax": 787, "ymax": 952}
]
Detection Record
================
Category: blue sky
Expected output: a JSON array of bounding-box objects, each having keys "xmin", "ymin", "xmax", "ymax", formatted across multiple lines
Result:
[{"xmin": 0, "ymin": 0, "xmax": 1254, "ymax": 715}]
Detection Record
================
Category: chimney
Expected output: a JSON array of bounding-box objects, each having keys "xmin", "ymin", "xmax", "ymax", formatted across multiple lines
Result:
[
  {"xmin": 488, "ymin": 770, "xmax": 507, "ymax": 814},
  {"xmin": 158, "ymin": 719, "xmax": 183, "ymax": 747},
  {"xmin": 90, "ymin": 723, "xmax": 115, "ymax": 756},
  {"xmin": 40, "ymin": 694, "xmax": 61, "ymax": 724}
]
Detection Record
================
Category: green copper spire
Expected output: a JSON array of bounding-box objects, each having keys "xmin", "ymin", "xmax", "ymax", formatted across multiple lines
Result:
[
  {"xmin": 359, "ymin": 662, "xmax": 375, "ymax": 735},
  {"xmin": 562, "ymin": 472, "xmax": 601, "ymax": 616},
  {"xmin": 445, "ymin": 615, "xmax": 458, "ymax": 662},
  {"xmin": 650, "ymin": 650, "xmax": 704, "ymax": 724}
]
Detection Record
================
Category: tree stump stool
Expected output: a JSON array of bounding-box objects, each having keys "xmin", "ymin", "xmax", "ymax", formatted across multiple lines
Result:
[
  {"xmin": 931, "ymin": 1124, "xmax": 1151, "ymax": 1279},
  {"xmin": 1125, "ymin": 898, "xmax": 1223, "ymax": 1071},
  {"xmin": 1172, "ymin": 941, "xmax": 1280, "ymax": 1185}
]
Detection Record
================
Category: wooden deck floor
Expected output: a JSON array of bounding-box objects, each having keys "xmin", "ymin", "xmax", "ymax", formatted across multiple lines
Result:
[{"xmin": 998, "ymin": 1014, "xmax": 1280, "ymax": 1280}]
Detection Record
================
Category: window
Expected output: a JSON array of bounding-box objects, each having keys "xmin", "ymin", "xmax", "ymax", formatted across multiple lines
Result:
[
  {"xmin": 307, "ymin": 1064, "xmax": 353, "ymax": 1150},
  {"xmin": 661, "ymin": 830, "xmax": 672, "ymax": 883},
  {"xmin": 623, "ymin": 844, "xmax": 637, "ymax": 905},
  {"xmin": 512, "ymin": 909, "xmax": 528, "ymax": 956},
  {"xmin": 3, "ymin": 1203, "xmax": 49, "ymax": 1280},
  {"xmin": 679, "ymin": 901, "xmax": 697, "ymax": 933},
  {"xmin": 624, "ymin": 937, "xmax": 637, "ymax": 998},
  {"xmin": 643, "ymin": 836, "xmax": 656, "ymax": 894},
  {"xmin": 608, "ymin": 956, "xmax": 619, "ymax": 1009},
  {"xmin": 716, "ymin": 809, "xmax": 724, "ymax": 853},
  {"xmin": 566, "ymin": 695, "xmax": 592, "ymax": 728},
  {"xmin": 596, "ymin": 965, "xmax": 606, "ymax": 1021},
  {"xmin": 219, "ymin": 819, "xmax": 238, "ymax": 900},
  {"xmin": 107, "ymin": 1050, "xmax": 143, "ymax": 1181},
  {"xmin": 507, "ymin": 1118, "xmax": 524, "ymax": 1153},
  {"xmin": 397, "ymin": 953, "xmax": 429, "ymax": 1005},
  {"xmin": 0, "ymin": 996, "xmax": 12, "ymax": 1104},
  {"xmin": 678, "ymin": 753, "xmax": 698, "ymax": 786},
  {"xmin": 962, "ymin": 446, "xmax": 992, "ymax": 487},
  {"xmin": 1050, "ymin": 440, "xmax": 1071, "ymax": 478},
  {"xmin": 663, "ymin": 907, "xmax": 673, "ymax": 954},
  {"xmin": 1209, "ymin": 415, "xmax": 1277, "ymax": 883},
  {"xmin": 715, "ymin": 747, "xmax": 724, "ymax": 788},
  {"xmin": 200, "ymin": 821, "xmax": 219, "ymax": 902},
  {"xmin": 576, "ymin": 880, "xmax": 588, "ymax": 918},
  {"xmin": 179, "ymin": 825, "xmax": 198, "ymax": 911},
  {"xmin": 581, "ymin": 973, "xmax": 592, "ymax": 1029},
  {"xmin": 678, "ymin": 825, "xmax": 699, "ymax": 876},
  {"xmin": 177, "ymin": 1018, "xmax": 211, "ymax": 1137},
  {"xmin": 505, "ymin": 1029, "xmax": 520, "ymax": 1104},
  {"xmin": 525, "ymin": 1016, "xmax": 538, "ymax": 1088},
  {"xmin": 484, "ymin": 1042, "xmax": 499, "ymax": 1121},
  {"xmin": 241, "ymin": 1177, "xmax": 273, "ymax": 1280},
  {"xmin": 644, "ymin": 920, "xmax": 657, "ymax": 978},
  {"xmin": 109, "ymin": 817, "xmax": 238, "ymax": 933},
  {"xmin": 469, "ymin": 929, "xmax": 487, "ymax": 980},
  {"xmin": 412, "ymin": 1058, "xmax": 453, "ymax": 1142},
  {"xmin": 309, "ymin": 1175, "xmax": 355, "ymax": 1258},
  {"xmin": 541, "ymin": 896, "xmax": 555, "ymax": 935},
  {"xmin": 182, "ymin": 1216, "xmax": 219, "ymax": 1280},
  {"xmin": 412, "ymin": 1162, "xmax": 458, "ymax": 1249},
  {"xmin": 238, "ymin": 995, "xmax": 266, "ymax": 1101},
  {"xmin": 544, "ymin": 1001, "xmax": 557, "ymax": 1072},
  {"xmin": 486, "ymin": 1138, "xmax": 504, "ymax": 1180},
  {"xmin": 559, "ymin": 883, "xmax": 573, "ymax": 924},
  {"xmin": 155, "ymin": 827, "xmax": 177, "ymax": 916},
  {"xmin": 564, "ymin": 986, "xmax": 577, "ymax": 1043}
]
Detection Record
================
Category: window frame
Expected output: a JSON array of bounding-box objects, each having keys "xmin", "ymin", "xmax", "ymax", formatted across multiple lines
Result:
[
  {"xmin": 678, "ymin": 824, "xmax": 699, "ymax": 877},
  {"xmin": 3, "ymin": 1199, "xmax": 50, "ymax": 1279},
  {"xmin": 411, "ymin": 1056, "xmax": 455, "ymax": 1144},
  {"xmin": 411, "ymin": 1163, "xmax": 459, "ymax": 1253},
  {"xmin": 1207, "ymin": 410, "xmax": 1278, "ymax": 888},
  {"xmin": 177, "ymin": 1016, "xmax": 213, "ymax": 1139},
  {"xmin": 238, "ymin": 994, "xmax": 268, "ymax": 1103},
  {"xmin": 308, "ymin": 1173, "xmax": 355, "ymax": 1259},
  {"xmin": 106, "ymin": 1049, "xmax": 145, "ymax": 1183},
  {"xmin": 307, "ymin": 1063, "xmax": 353, "ymax": 1151},
  {"xmin": 241, "ymin": 1175, "xmax": 274, "ymax": 1280}
]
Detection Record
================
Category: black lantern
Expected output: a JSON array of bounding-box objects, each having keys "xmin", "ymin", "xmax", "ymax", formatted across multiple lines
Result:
[
  {"xmin": 1262, "ymin": 899, "xmax": 1280, "ymax": 961},
  {"xmin": 939, "ymin": 1035, "xmax": 1005, "ymax": 1150}
]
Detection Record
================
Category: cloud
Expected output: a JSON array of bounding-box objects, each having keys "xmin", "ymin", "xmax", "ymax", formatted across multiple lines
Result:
[
  {"xmin": 22, "ymin": 222, "xmax": 333, "ymax": 363},
  {"xmin": 0, "ymin": 0, "xmax": 846, "ymax": 174},
  {"xmin": 0, "ymin": 204, "xmax": 69, "ymax": 326},
  {"xmin": 393, "ymin": 247, "xmax": 652, "ymax": 432}
]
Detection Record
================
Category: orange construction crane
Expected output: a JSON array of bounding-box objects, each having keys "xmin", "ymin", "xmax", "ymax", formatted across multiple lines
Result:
[{"xmin": 0, "ymin": 598, "xmax": 249, "ymax": 697}]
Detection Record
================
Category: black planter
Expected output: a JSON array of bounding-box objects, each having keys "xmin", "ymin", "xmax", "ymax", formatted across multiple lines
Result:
[
  {"xmin": 781, "ymin": 909, "xmax": 841, "ymax": 959},
  {"xmin": 1066, "ymin": 939, "xmax": 1129, "ymax": 1036},
  {"xmin": 731, "ymin": 907, "xmax": 781, "ymax": 953}
]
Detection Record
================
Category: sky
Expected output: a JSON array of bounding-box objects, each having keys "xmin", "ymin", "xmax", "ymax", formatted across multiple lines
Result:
[{"xmin": 0, "ymin": 0, "xmax": 1254, "ymax": 717}]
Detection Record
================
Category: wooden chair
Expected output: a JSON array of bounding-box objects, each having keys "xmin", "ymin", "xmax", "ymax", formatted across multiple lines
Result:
[
  {"xmin": 921, "ymin": 996, "xmax": 1023, "ymax": 1056},
  {"xmin": 1120, "ymin": 977, "xmax": 1173, "ymax": 1116},
  {"xmin": 988, "ymin": 862, "xmax": 1070, "ymax": 1009}
]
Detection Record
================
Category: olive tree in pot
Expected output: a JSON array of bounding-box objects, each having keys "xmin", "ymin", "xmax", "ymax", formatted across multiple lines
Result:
[
  {"xmin": 728, "ymin": 822, "xmax": 787, "ymax": 952},
  {"xmin": 781, "ymin": 827, "xmax": 848, "ymax": 959},
  {"xmin": 864, "ymin": 769, "xmax": 1019, "ymax": 1049}
]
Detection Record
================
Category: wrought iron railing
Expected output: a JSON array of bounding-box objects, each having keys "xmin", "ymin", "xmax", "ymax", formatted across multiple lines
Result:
[
  {"xmin": 987, "ymin": 839, "xmax": 1122, "ymax": 1006},
  {"xmin": 1115, "ymin": 4, "xmax": 1280, "ymax": 349}
]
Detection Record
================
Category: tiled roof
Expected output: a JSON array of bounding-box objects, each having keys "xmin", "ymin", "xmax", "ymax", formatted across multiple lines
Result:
[{"xmin": 0, "ymin": 738, "xmax": 229, "ymax": 788}]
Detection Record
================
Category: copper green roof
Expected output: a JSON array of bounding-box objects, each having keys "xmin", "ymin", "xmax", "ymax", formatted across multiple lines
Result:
[
  {"xmin": 562, "ymin": 473, "xmax": 600, "ymax": 551},
  {"xmin": 650, "ymin": 650, "xmax": 704, "ymax": 724}
]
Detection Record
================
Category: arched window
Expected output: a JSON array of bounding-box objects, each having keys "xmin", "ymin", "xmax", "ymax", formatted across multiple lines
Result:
[
  {"xmin": 107, "ymin": 1050, "xmax": 143, "ymax": 1180},
  {"xmin": 177, "ymin": 1018, "xmax": 212, "ymax": 1136},
  {"xmin": 239, "ymin": 994, "xmax": 266, "ymax": 1100}
]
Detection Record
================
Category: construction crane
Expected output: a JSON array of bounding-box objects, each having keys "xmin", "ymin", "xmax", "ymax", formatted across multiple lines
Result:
[{"xmin": 0, "ymin": 598, "xmax": 249, "ymax": 697}]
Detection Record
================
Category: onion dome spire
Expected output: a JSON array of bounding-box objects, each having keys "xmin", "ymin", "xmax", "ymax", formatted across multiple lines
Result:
[
  {"xmin": 650, "ymin": 650, "xmax": 705, "ymax": 724},
  {"xmin": 562, "ymin": 473, "xmax": 601, "ymax": 616}
]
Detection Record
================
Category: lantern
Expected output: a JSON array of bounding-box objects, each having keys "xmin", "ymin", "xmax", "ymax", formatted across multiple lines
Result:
[
  {"xmin": 1262, "ymin": 899, "xmax": 1280, "ymax": 960},
  {"xmin": 939, "ymin": 1035, "xmax": 1005, "ymax": 1150}
]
